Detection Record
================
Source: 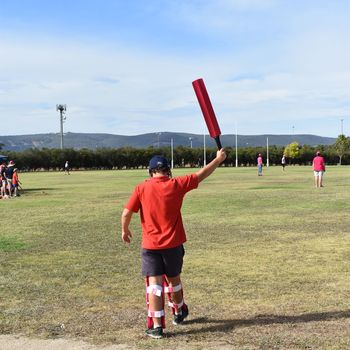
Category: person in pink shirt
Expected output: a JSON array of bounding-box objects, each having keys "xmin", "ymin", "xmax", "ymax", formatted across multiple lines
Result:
[
  {"xmin": 257, "ymin": 153, "xmax": 263, "ymax": 176},
  {"xmin": 312, "ymin": 151, "xmax": 326, "ymax": 188}
]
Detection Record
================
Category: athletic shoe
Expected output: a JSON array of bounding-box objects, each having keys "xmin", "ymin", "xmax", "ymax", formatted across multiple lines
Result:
[
  {"xmin": 145, "ymin": 327, "xmax": 163, "ymax": 339},
  {"xmin": 173, "ymin": 306, "xmax": 189, "ymax": 325}
]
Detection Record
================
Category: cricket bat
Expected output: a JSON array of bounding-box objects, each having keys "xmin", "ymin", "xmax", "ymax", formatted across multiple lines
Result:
[{"xmin": 192, "ymin": 78, "xmax": 222, "ymax": 150}]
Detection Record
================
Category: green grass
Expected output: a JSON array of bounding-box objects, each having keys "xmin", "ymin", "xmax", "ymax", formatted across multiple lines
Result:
[
  {"xmin": 1, "ymin": 166, "xmax": 350, "ymax": 349},
  {"xmin": 0, "ymin": 236, "xmax": 29, "ymax": 252}
]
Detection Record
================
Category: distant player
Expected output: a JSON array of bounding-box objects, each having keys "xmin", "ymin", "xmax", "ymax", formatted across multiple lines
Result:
[
  {"xmin": 313, "ymin": 151, "xmax": 325, "ymax": 188},
  {"xmin": 0, "ymin": 162, "xmax": 7, "ymax": 198},
  {"xmin": 257, "ymin": 153, "xmax": 263, "ymax": 176},
  {"xmin": 64, "ymin": 160, "xmax": 70, "ymax": 175},
  {"xmin": 12, "ymin": 168, "xmax": 21, "ymax": 197},
  {"xmin": 121, "ymin": 149, "xmax": 226, "ymax": 339},
  {"xmin": 281, "ymin": 154, "xmax": 286, "ymax": 171},
  {"xmin": 5, "ymin": 160, "xmax": 15, "ymax": 197}
]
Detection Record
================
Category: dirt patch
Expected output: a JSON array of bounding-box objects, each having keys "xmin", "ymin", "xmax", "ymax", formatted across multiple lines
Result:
[{"xmin": 0, "ymin": 335, "xmax": 133, "ymax": 350}]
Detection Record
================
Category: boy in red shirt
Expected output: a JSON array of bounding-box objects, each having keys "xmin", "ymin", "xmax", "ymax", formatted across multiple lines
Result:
[
  {"xmin": 121, "ymin": 148, "xmax": 226, "ymax": 338},
  {"xmin": 12, "ymin": 168, "xmax": 20, "ymax": 197}
]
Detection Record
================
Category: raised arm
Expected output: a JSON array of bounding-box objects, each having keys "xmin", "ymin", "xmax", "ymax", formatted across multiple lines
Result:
[
  {"xmin": 121, "ymin": 208, "xmax": 134, "ymax": 243},
  {"xmin": 195, "ymin": 148, "xmax": 227, "ymax": 183}
]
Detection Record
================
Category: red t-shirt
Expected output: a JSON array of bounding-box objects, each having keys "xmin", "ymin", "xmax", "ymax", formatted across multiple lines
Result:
[
  {"xmin": 125, "ymin": 173, "xmax": 199, "ymax": 249},
  {"xmin": 313, "ymin": 156, "xmax": 325, "ymax": 171},
  {"xmin": 12, "ymin": 172, "xmax": 18, "ymax": 185}
]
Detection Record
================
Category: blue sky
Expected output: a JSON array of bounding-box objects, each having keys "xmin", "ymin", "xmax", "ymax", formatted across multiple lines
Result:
[{"xmin": 0, "ymin": 0, "xmax": 349, "ymax": 137}]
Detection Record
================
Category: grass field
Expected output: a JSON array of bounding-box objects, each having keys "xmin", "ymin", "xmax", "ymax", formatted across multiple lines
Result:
[{"xmin": 1, "ymin": 165, "xmax": 350, "ymax": 349}]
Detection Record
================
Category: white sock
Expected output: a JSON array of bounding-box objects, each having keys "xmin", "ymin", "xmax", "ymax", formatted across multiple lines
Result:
[{"xmin": 175, "ymin": 309, "xmax": 182, "ymax": 315}]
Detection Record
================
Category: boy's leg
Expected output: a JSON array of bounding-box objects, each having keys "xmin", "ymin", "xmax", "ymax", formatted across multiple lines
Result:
[
  {"xmin": 145, "ymin": 275, "xmax": 165, "ymax": 339},
  {"xmin": 8, "ymin": 180, "xmax": 13, "ymax": 196},
  {"xmin": 165, "ymin": 275, "xmax": 183, "ymax": 307},
  {"xmin": 319, "ymin": 172, "xmax": 323, "ymax": 187},
  {"xmin": 146, "ymin": 275, "xmax": 165, "ymax": 328},
  {"xmin": 142, "ymin": 248, "xmax": 166, "ymax": 336},
  {"xmin": 317, "ymin": 175, "xmax": 321, "ymax": 187},
  {"xmin": 164, "ymin": 275, "xmax": 189, "ymax": 325}
]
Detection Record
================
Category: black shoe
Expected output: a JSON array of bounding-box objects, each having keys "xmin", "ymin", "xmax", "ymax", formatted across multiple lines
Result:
[
  {"xmin": 173, "ymin": 306, "xmax": 189, "ymax": 325},
  {"xmin": 146, "ymin": 327, "xmax": 163, "ymax": 339}
]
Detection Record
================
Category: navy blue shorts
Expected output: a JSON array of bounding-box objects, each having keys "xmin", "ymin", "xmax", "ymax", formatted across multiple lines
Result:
[{"xmin": 141, "ymin": 245, "xmax": 185, "ymax": 277}]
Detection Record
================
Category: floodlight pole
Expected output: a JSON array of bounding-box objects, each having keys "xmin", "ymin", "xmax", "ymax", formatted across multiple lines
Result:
[
  {"xmin": 56, "ymin": 104, "xmax": 67, "ymax": 149},
  {"xmin": 341, "ymin": 118, "xmax": 344, "ymax": 135},
  {"xmin": 266, "ymin": 136, "xmax": 269, "ymax": 167},
  {"xmin": 171, "ymin": 137, "xmax": 174, "ymax": 169}
]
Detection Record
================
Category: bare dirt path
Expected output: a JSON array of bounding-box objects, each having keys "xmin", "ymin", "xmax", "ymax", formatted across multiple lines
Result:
[{"xmin": 0, "ymin": 335, "xmax": 133, "ymax": 350}]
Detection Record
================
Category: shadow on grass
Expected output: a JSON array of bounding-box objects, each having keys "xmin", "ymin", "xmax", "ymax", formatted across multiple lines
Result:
[
  {"xmin": 20, "ymin": 188, "xmax": 55, "ymax": 192},
  {"xmin": 171, "ymin": 310, "xmax": 350, "ymax": 336}
]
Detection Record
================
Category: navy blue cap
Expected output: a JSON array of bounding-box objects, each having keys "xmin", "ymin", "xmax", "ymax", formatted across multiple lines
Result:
[{"xmin": 149, "ymin": 155, "xmax": 170, "ymax": 170}]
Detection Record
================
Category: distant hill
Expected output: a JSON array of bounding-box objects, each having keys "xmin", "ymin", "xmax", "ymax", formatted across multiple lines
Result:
[{"xmin": 0, "ymin": 132, "xmax": 336, "ymax": 151}]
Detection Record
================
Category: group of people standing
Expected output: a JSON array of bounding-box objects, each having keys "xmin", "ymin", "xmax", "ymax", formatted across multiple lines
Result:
[
  {"xmin": 257, "ymin": 151, "xmax": 326, "ymax": 187},
  {"xmin": 0, "ymin": 160, "xmax": 20, "ymax": 199}
]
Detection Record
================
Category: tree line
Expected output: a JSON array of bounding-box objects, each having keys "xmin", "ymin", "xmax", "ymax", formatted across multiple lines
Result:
[{"xmin": 1, "ymin": 136, "xmax": 349, "ymax": 171}]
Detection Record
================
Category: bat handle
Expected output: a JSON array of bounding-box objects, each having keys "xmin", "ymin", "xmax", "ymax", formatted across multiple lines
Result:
[{"xmin": 214, "ymin": 136, "xmax": 222, "ymax": 150}]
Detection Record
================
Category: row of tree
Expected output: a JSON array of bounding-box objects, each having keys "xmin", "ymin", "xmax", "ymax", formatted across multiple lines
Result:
[{"xmin": 0, "ymin": 135, "xmax": 349, "ymax": 170}]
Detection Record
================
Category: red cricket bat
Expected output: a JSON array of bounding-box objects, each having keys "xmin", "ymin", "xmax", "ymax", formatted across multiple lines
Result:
[{"xmin": 192, "ymin": 78, "xmax": 222, "ymax": 150}]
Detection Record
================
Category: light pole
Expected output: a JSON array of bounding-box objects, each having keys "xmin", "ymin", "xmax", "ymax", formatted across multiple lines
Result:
[
  {"xmin": 171, "ymin": 138, "xmax": 174, "ymax": 169},
  {"xmin": 189, "ymin": 137, "xmax": 193, "ymax": 148},
  {"xmin": 341, "ymin": 119, "xmax": 344, "ymax": 135},
  {"xmin": 266, "ymin": 137, "xmax": 269, "ymax": 167},
  {"xmin": 56, "ymin": 104, "xmax": 67, "ymax": 149}
]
